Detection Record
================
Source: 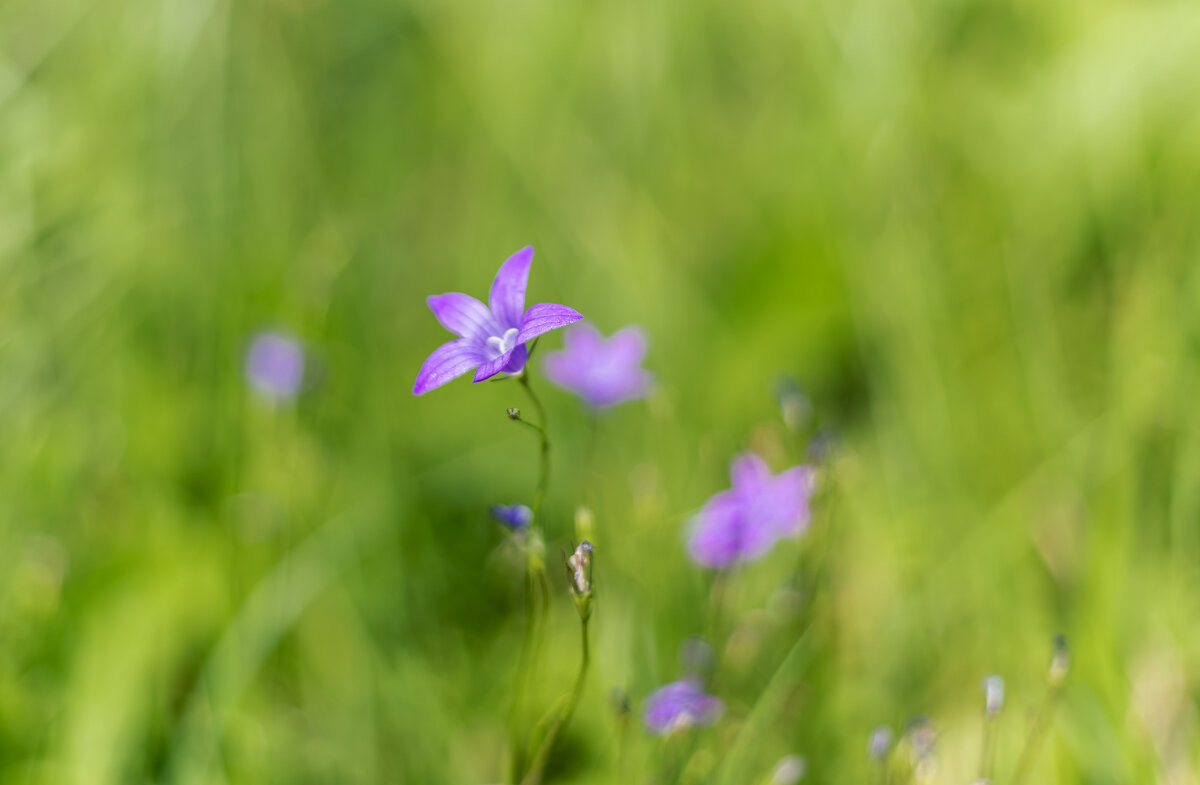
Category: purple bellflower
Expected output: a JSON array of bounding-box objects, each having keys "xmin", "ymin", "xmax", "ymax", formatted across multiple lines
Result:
[
  {"xmin": 490, "ymin": 504, "xmax": 532, "ymax": 530},
  {"xmin": 644, "ymin": 679, "xmax": 724, "ymax": 735},
  {"xmin": 542, "ymin": 323, "xmax": 653, "ymax": 408},
  {"xmin": 413, "ymin": 247, "xmax": 582, "ymax": 395},
  {"xmin": 687, "ymin": 453, "xmax": 815, "ymax": 569},
  {"xmin": 245, "ymin": 330, "xmax": 305, "ymax": 400}
]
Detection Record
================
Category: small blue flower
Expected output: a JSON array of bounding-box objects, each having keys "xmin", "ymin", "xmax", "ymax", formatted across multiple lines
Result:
[
  {"xmin": 643, "ymin": 679, "xmax": 723, "ymax": 735},
  {"xmin": 489, "ymin": 504, "xmax": 533, "ymax": 530},
  {"xmin": 413, "ymin": 247, "xmax": 582, "ymax": 394},
  {"xmin": 245, "ymin": 331, "xmax": 304, "ymax": 400}
]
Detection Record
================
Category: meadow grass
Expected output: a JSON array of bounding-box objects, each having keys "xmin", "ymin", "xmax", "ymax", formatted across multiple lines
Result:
[{"xmin": 1, "ymin": 0, "xmax": 1199, "ymax": 782}]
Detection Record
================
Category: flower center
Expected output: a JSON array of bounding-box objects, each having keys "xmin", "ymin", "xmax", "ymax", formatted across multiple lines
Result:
[{"xmin": 486, "ymin": 327, "xmax": 519, "ymax": 359}]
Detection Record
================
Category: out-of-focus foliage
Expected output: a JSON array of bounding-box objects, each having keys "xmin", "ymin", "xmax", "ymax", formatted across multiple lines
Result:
[{"xmin": 1, "ymin": 0, "xmax": 1199, "ymax": 782}]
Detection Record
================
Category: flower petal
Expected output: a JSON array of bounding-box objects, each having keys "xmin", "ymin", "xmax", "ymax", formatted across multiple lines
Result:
[
  {"xmin": 686, "ymin": 492, "xmax": 745, "ymax": 569},
  {"xmin": 770, "ymin": 466, "xmax": 816, "ymax": 536},
  {"xmin": 489, "ymin": 246, "xmax": 534, "ymax": 328},
  {"xmin": 517, "ymin": 302, "xmax": 583, "ymax": 345},
  {"xmin": 413, "ymin": 338, "xmax": 485, "ymax": 395},
  {"xmin": 562, "ymin": 321, "xmax": 603, "ymax": 355},
  {"xmin": 644, "ymin": 680, "xmax": 724, "ymax": 735},
  {"xmin": 606, "ymin": 326, "xmax": 648, "ymax": 365},
  {"xmin": 473, "ymin": 346, "xmax": 518, "ymax": 382},
  {"xmin": 502, "ymin": 342, "xmax": 528, "ymax": 374},
  {"xmin": 427, "ymin": 293, "xmax": 498, "ymax": 340},
  {"xmin": 729, "ymin": 453, "xmax": 772, "ymax": 495}
]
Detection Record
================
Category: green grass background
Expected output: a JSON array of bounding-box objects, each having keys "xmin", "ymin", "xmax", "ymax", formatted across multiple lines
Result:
[{"xmin": 2, "ymin": 0, "xmax": 1200, "ymax": 782}]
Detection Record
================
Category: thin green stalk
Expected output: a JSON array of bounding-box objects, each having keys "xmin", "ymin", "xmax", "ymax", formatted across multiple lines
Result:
[
  {"xmin": 520, "ymin": 616, "xmax": 591, "ymax": 785},
  {"xmin": 979, "ymin": 716, "xmax": 996, "ymax": 782},
  {"xmin": 518, "ymin": 373, "xmax": 550, "ymax": 523},
  {"xmin": 1011, "ymin": 683, "xmax": 1063, "ymax": 784},
  {"xmin": 507, "ymin": 564, "xmax": 539, "ymax": 782}
]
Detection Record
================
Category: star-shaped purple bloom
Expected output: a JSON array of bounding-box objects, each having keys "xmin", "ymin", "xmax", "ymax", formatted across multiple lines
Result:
[
  {"xmin": 687, "ymin": 453, "xmax": 815, "ymax": 569},
  {"xmin": 643, "ymin": 679, "xmax": 724, "ymax": 735},
  {"xmin": 542, "ymin": 323, "xmax": 653, "ymax": 408},
  {"xmin": 413, "ymin": 247, "xmax": 583, "ymax": 395}
]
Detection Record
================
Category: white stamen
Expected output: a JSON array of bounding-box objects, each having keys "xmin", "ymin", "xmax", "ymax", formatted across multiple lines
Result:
[{"xmin": 485, "ymin": 327, "xmax": 519, "ymax": 359}]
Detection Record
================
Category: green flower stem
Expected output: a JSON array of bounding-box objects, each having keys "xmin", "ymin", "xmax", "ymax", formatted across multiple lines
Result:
[
  {"xmin": 517, "ymin": 373, "xmax": 550, "ymax": 524},
  {"xmin": 520, "ymin": 614, "xmax": 590, "ymax": 785},
  {"xmin": 1011, "ymin": 679, "xmax": 1064, "ymax": 784},
  {"xmin": 507, "ymin": 562, "xmax": 539, "ymax": 782},
  {"xmin": 979, "ymin": 715, "xmax": 996, "ymax": 782}
]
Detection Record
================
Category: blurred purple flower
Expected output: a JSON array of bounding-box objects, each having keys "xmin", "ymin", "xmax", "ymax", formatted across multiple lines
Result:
[
  {"xmin": 687, "ymin": 453, "xmax": 815, "ymax": 569},
  {"xmin": 245, "ymin": 331, "xmax": 304, "ymax": 400},
  {"xmin": 413, "ymin": 247, "xmax": 582, "ymax": 395},
  {"xmin": 489, "ymin": 504, "xmax": 532, "ymax": 530},
  {"xmin": 542, "ymin": 323, "xmax": 652, "ymax": 408},
  {"xmin": 644, "ymin": 679, "xmax": 724, "ymax": 735}
]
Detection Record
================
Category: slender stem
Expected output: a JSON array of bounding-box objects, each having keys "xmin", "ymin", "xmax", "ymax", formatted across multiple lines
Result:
[
  {"xmin": 520, "ymin": 616, "xmax": 591, "ymax": 785},
  {"xmin": 518, "ymin": 374, "xmax": 551, "ymax": 525},
  {"xmin": 507, "ymin": 564, "xmax": 538, "ymax": 781},
  {"xmin": 526, "ymin": 566, "xmax": 552, "ymax": 704},
  {"xmin": 979, "ymin": 716, "xmax": 995, "ymax": 782},
  {"xmin": 1011, "ymin": 683, "xmax": 1063, "ymax": 784}
]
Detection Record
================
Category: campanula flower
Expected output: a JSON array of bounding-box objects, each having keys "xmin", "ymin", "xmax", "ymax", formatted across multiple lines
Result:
[
  {"xmin": 245, "ymin": 330, "xmax": 305, "ymax": 400},
  {"xmin": 542, "ymin": 323, "xmax": 652, "ymax": 408},
  {"xmin": 413, "ymin": 247, "xmax": 582, "ymax": 395},
  {"xmin": 687, "ymin": 453, "xmax": 815, "ymax": 569},
  {"xmin": 643, "ymin": 679, "xmax": 723, "ymax": 735},
  {"xmin": 489, "ymin": 504, "xmax": 532, "ymax": 530}
]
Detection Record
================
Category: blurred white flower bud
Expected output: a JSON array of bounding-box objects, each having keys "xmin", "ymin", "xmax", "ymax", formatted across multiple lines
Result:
[
  {"xmin": 770, "ymin": 754, "xmax": 807, "ymax": 785},
  {"xmin": 983, "ymin": 675, "xmax": 1004, "ymax": 716}
]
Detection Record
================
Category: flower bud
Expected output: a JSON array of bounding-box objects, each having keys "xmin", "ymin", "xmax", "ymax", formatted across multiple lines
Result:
[
  {"xmin": 770, "ymin": 754, "xmax": 807, "ymax": 785},
  {"xmin": 983, "ymin": 675, "xmax": 1004, "ymax": 716},
  {"xmin": 774, "ymin": 376, "xmax": 811, "ymax": 432},
  {"xmin": 574, "ymin": 506, "xmax": 595, "ymax": 544},
  {"xmin": 867, "ymin": 725, "xmax": 893, "ymax": 761},
  {"xmin": 506, "ymin": 407, "xmax": 521, "ymax": 420},
  {"xmin": 490, "ymin": 504, "xmax": 532, "ymax": 531},
  {"xmin": 567, "ymin": 541, "xmax": 593, "ymax": 596},
  {"xmin": 1050, "ymin": 635, "xmax": 1069, "ymax": 686},
  {"xmin": 610, "ymin": 687, "xmax": 631, "ymax": 716}
]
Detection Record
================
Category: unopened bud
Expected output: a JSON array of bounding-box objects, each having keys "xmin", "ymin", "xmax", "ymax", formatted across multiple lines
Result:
[
  {"xmin": 489, "ymin": 504, "xmax": 532, "ymax": 531},
  {"xmin": 610, "ymin": 687, "xmax": 631, "ymax": 716},
  {"xmin": 574, "ymin": 506, "xmax": 595, "ymax": 543},
  {"xmin": 770, "ymin": 754, "xmax": 807, "ymax": 785},
  {"xmin": 567, "ymin": 541, "xmax": 593, "ymax": 596},
  {"xmin": 506, "ymin": 408, "xmax": 521, "ymax": 420},
  {"xmin": 774, "ymin": 376, "xmax": 811, "ymax": 432},
  {"xmin": 867, "ymin": 725, "xmax": 893, "ymax": 760},
  {"xmin": 983, "ymin": 675, "xmax": 1004, "ymax": 716},
  {"xmin": 906, "ymin": 716, "xmax": 936, "ymax": 761},
  {"xmin": 679, "ymin": 636, "xmax": 716, "ymax": 677},
  {"xmin": 1050, "ymin": 635, "xmax": 1069, "ymax": 685}
]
